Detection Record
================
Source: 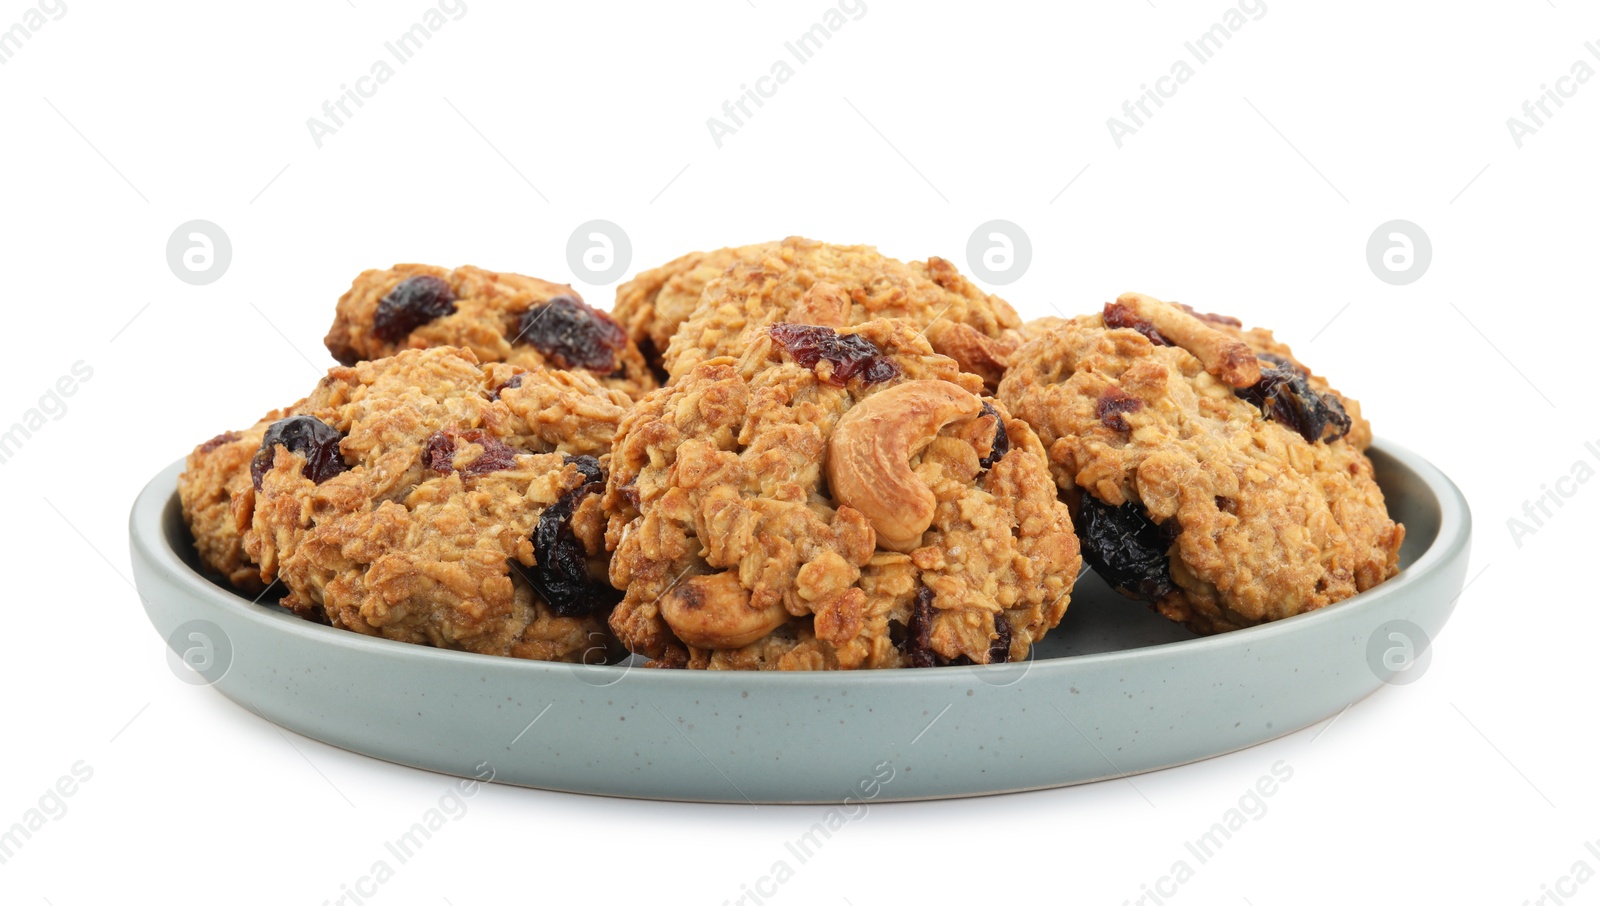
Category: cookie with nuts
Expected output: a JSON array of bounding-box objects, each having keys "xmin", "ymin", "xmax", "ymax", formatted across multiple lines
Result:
[
  {"xmin": 604, "ymin": 317, "xmax": 1082, "ymax": 670},
  {"xmin": 998, "ymin": 292, "xmax": 1403, "ymax": 635},
  {"xmin": 324, "ymin": 264, "xmax": 657, "ymax": 399},
  {"xmin": 659, "ymin": 237, "xmax": 1024, "ymax": 390},
  {"xmin": 238, "ymin": 346, "xmax": 632, "ymax": 662}
]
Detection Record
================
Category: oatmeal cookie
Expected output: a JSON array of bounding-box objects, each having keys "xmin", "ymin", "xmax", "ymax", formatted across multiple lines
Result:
[
  {"xmin": 998, "ymin": 292, "xmax": 1403, "ymax": 635},
  {"xmin": 612, "ymin": 244, "xmax": 772, "ymax": 375},
  {"xmin": 324, "ymin": 264, "xmax": 656, "ymax": 399},
  {"xmin": 178, "ymin": 410, "xmax": 296, "ymax": 592},
  {"xmin": 605, "ymin": 317, "xmax": 1081, "ymax": 670},
  {"xmin": 243, "ymin": 346, "xmax": 632, "ymax": 662},
  {"xmin": 660, "ymin": 237, "xmax": 1024, "ymax": 389}
]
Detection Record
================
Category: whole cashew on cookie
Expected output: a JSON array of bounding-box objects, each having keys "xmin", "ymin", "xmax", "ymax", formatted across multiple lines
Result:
[
  {"xmin": 659, "ymin": 571, "xmax": 789, "ymax": 650},
  {"xmin": 826, "ymin": 380, "xmax": 984, "ymax": 553}
]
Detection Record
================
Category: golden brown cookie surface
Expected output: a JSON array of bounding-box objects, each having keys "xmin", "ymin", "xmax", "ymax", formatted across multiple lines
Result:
[
  {"xmin": 604, "ymin": 318, "xmax": 1081, "ymax": 670},
  {"xmin": 324, "ymin": 264, "xmax": 656, "ymax": 399},
  {"xmin": 612, "ymin": 244, "xmax": 773, "ymax": 375},
  {"xmin": 998, "ymin": 293, "xmax": 1402, "ymax": 634},
  {"xmin": 660, "ymin": 237, "xmax": 1022, "ymax": 387},
  {"xmin": 242, "ymin": 347, "xmax": 632, "ymax": 662}
]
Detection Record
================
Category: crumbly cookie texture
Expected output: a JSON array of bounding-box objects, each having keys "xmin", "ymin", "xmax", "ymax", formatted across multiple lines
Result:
[
  {"xmin": 179, "ymin": 410, "xmax": 295, "ymax": 592},
  {"xmin": 612, "ymin": 244, "xmax": 773, "ymax": 374},
  {"xmin": 604, "ymin": 317, "xmax": 1081, "ymax": 670},
  {"xmin": 660, "ymin": 237, "xmax": 1023, "ymax": 389},
  {"xmin": 243, "ymin": 346, "xmax": 633, "ymax": 662},
  {"xmin": 324, "ymin": 264, "xmax": 657, "ymax": 399},
  {"xmin": 998, "ymin": 292, "xmax": 1402, "ymax": 635}
]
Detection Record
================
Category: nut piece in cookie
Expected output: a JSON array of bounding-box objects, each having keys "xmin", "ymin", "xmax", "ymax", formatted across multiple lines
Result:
[
  {"xmin": 604, "ymin": 318, "xmax": 1082, "ymax": 670},
  {"xmin": 243, "ymin": 346, "xmax": 633, "ymax": 662},
  {"xmin": 324, "ymin": 264, "xmax": 657, "ymax": 399},
  {"xmin": 997, "ymin": 293, "xmax": 1403, "ymax": 635},
  {"xmin": 660, "ymin": 237, "xmax": 1023, "ymax": 389}
]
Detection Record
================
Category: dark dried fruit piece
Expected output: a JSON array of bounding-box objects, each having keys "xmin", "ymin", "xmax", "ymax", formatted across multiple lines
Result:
[
  {"xmin": 373, "ymin": 275, "xmax": 457, "ymax": 343},
  {"xmin": 949, "ymin": 612, "xmax": 1015, "ymax": 666},
  {"xmin": 423, "ymin": 429, "xmax": 520, "ymax": 477},
  {"xmin": 1103, "ymin": 300, "xmax": 1171, "ymax": 346},
  {"xmin": 522, "ymin": 463, "xmax": 621, "ymax": 618},
  {"xmin": 1236, "ymin": 358, "xmax": 1352, "ymax": 444},
  {"xmin": 250, "ymin": 416, "xmax": 348, "ymax": 491},
  {"xmin": 987, "ymin": 612, "xmax": 1012, "ymax": 665},
  {"xmin": 514, "ymin": 295, "xmax": 626, "ymax": 374},
  {"xmin": 1076, "ymin": 493, "xmax": 1176, "ymax": 602},
  {"xmin": 564, "ymin": 454, "xmax": 604, "ymax": 485},
  {"xmin": 488, "ymin": 373, "xmax": 524, "ymax": 401},
  {"xmin": 768, "ymin": 323, "xmax": 901, "ymax": 387},
  {"xmin": 1257, "ymin": 352, "xmax": 1299, "ymax": 373},
  {"xmin": 902, "ymin": 586, "xmax": 942, "ymax": 668},
  {"xmin": 977, "ymin": 402, "xmax": 1010, "ymax": 470},
  {"xmin": 1174, "ymin": 302, "xmax": 1242, "ymax": 327},
  {"xmin": 1096, "ymin": 386, "xmax": 1145, "ymax": 433},
  {"xmin": 198, "ymin": 431, "xmax": 240, "ymax": 454}
]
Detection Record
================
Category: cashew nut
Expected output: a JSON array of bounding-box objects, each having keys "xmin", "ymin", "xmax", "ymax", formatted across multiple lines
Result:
[
  {"xmin": 826, "ymin": 380, "xmax": 983, "ymax": 553},
  {"xmin": 1114, "ymin": 292, "xmax": 1261, "ymax": 388},
  {"xmin": 659, "ymin": 570, "xmax": 788, "ymax": 649}
]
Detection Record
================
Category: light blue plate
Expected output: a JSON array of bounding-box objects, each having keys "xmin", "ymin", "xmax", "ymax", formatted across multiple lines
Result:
[{"xmin": 129, "ymin": 439, "xmax": 1469, "ymax": 803}]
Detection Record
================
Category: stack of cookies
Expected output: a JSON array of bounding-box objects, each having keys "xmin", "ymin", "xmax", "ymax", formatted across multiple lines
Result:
[{"xmin": 178, "ymin": 237, "xmax": 1402, "ymax": 670}]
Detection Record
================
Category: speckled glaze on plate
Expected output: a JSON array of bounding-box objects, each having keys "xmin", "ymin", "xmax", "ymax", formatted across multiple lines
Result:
[{"xmin": 129, "ymin": 439, "xmax": 1469, "ymax": 803}]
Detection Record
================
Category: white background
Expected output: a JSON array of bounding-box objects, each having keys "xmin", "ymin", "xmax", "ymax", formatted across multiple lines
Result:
[{"xmin": 2, "ymin": 1, "xmax": 1596, "ymax": 903}]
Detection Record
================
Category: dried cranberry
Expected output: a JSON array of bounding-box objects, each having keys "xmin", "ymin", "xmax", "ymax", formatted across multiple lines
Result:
[
  {"xmin": 198, "ymin": 431, "xmax": 239, "ymax": 454},
  {"xmin": 521, "ymin": 461, "xmax": 621, "ymax": 618},
  {"xmin": 514, "ymin": 296, "xmax": 626, "ymax": 374},
  {"xmin": 487, "ymin": 373, "xmax": 524, "ymax": 401},
  {"xmin": 902, "ymin": 586, "xmax": 942, "ymax": 668},
  {"xmin": 987, "ymin": 613, "xmax": 1012, "ymax": 664},
  {"xmin": 423, "ymin": 429, "xmax": 520, "ymax": 477},
  {"xmin": 1236, "ymin": 358, "xmax": 1351, "ymax": 444},
  {"xmin": 1096, "ymin": 386, "xmax": 1145, "ymax": 433},
  {"xmin": 1174, "ymin": 302, "xmax": 1242, "ymax": 327},
  {"xmin": 768, "ymin": 323, "xmax": 901, "ymax": 387},
  {"xmin": 250, "ymin": 416, "xmax": 348, "ymax": 491},
  {"xmin": 1076, "ymin": 493, "xmax": 1176, "ymax": 602},
  {"xmin": 977, "ymin": 401, "xmax": 1009, "ymax": 469},
  {"xmin": 1103, "ymin": 301, "xmax": 1170, "ymax": 346},
  {"xmin": 564, "ymin": 454, "xmax": 604, "ymax": 485},
  {"xmin": 466, "ymin": 435, "xmax": 520, "ymax": 475},
  {"xmin": 373, "ymin": 275, "xmax": 457, "ymax": 343}
]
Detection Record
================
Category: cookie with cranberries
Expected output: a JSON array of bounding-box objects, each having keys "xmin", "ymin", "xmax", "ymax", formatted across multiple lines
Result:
[
  {"xmin": 324, "ymin": 264, "xmax": 656, "ymax": 399},
  {"xmin": 658, "ymin": 237, "xmax": 1025, "ymax": 391},
  {"xmin": 234, "ymin": 346, "xmax": 632, "ymax": 662},
  {"xmin": 179, "ymin": 408, "xmax": 300, "ymax": 592},
  {"xmin": 998, "ymin": 292, "xmax": 1403, "ymax": 635},
  {"xmin": 604, "ymin": 318, "xmax": 1080, "ymax": 670}
]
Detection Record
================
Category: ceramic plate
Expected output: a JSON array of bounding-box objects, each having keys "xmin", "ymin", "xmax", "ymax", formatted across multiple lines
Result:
[{"xmin": 129, "ymin": 439, "xmax": 1469, "ymax": 803}]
